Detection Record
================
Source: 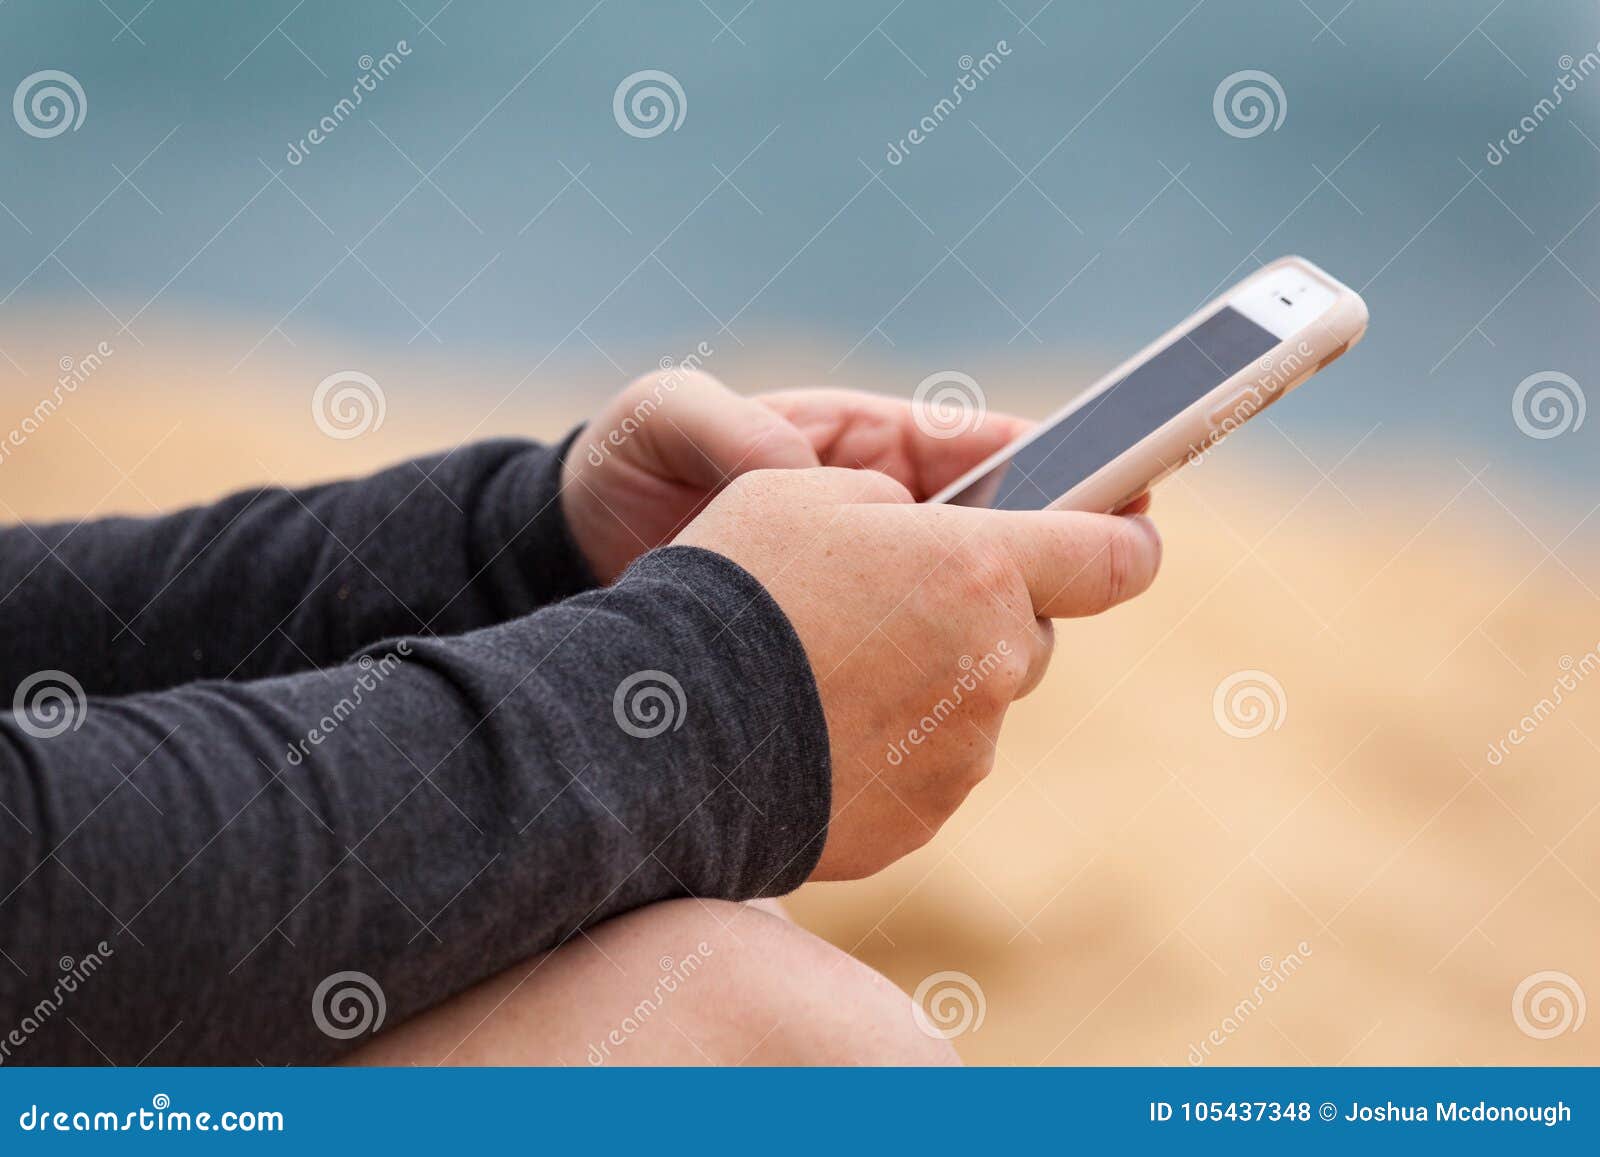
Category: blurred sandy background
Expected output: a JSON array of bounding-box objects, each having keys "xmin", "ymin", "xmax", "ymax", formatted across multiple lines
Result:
[{"xmin": 3, "ymin": 316, "xmax": 1595, "ymax": 1066}]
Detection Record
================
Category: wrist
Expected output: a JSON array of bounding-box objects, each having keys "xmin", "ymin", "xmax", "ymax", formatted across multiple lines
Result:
[
  {"xmin": 610, "ymin": 545, "xmax": 834, "ymax": 896},
  {"xmin": 479, "ymin": 429, "xmax": 600, "ymax": 612}
]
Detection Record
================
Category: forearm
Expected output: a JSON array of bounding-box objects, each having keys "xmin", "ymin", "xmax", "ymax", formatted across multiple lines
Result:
[
  {"xmin": 0, "ymin": 436, "xmax": 595, "ymax": 697},
  {"xmin": 0, "ymin": 547, "xmax": 829, "ymax": 1064}
]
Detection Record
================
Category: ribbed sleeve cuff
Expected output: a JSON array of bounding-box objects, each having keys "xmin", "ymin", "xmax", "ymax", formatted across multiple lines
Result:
[
  {"xmin": 619, "ymin": 545, "xmax": 833, "ymax": 897},
  {"xmin": 477, "ymin": 429, "xmax": 600, "ymax": 616}
]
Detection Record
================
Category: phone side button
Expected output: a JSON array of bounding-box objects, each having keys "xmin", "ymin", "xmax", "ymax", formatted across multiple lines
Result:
[
  {"xmin": 1206, "ymin": 393, "xmax": 1252, "ymax": 431},
  {"xmin": 1316, "ymin": 341, "xmax": 1351, "ymax": 371}
]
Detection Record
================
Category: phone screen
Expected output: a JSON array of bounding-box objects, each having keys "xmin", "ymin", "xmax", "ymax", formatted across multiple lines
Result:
[{"xmin": 943, "ymin": 305, "xmax": 1280, "ymax": 511}]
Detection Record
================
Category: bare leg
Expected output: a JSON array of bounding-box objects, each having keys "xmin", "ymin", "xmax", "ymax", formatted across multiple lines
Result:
[{"xmin": 348, "ymin": 898, "xmax": 958, "ymax": 1066}]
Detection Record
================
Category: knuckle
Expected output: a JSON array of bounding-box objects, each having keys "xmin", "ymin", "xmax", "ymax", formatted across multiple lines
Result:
[
  {"xmin": 975, "ymin": 644, "xmax": 1029, "ymax": 705},
  {"xmin": 618, "ymin": 372, "xmax": 674, "ymax": 412},
  {"xmin": 1101, "ymin": 525, "xmax": 1134, "ymax": 607},
  {"xmin": 855, "ymin": 469, "xmax": 914, "ymax": 505},
  {"xmin": 957, "ymin": 746, "xmax": 997, "ymax": 794},
  {"xmin": 719, "ymin": 468, "xmax": 779, "ymax": 508},
  {"xmin": 1096, "ymin": 520, "xmax": 1154, "ymax": 607},
  {"xmin": 951, "ymin": 541, "xmax": 1014, "ymax": 603},
  {"xmin": 996, "ymin": 645, "xmax": 1034, "ymax": 694}
]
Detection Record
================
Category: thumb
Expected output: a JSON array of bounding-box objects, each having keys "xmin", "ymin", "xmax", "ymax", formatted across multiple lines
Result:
[
  {"xmin": 950, "ymin": 507, "xmax": 1163, "ymax": 618},
  {"xmin": 633, "ymin": 369, "xmax": 819, "ymax": 488}
]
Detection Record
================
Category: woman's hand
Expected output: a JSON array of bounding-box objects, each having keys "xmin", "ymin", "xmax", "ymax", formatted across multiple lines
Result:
[{"xmin": 560, "ymin": 368, "xmax": 1031, "ymax": 583}]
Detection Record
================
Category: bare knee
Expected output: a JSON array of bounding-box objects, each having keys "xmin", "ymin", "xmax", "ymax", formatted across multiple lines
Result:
[
  {"xmin": 634, "ymin": 898, "xmax": 961, "ymax": 1066},
  {"xmin": 352, "ymin": 897, "xmax": 959, "ymax": 1066}
]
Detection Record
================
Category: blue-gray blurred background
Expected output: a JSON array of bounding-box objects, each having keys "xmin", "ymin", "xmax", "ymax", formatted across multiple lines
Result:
[{"xmin": 2, "ymin": 0, "xmax": 1596, "ymax": 491}]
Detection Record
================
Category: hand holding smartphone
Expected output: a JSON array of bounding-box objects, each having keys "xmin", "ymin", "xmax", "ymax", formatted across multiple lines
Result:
[{"xmin": 927, "ymin": 256, "xmax": 1368, "ymax": 514}]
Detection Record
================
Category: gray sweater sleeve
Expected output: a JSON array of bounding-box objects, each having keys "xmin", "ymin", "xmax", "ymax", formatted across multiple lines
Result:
[
  {"xmin": 0, "ymin": 479, "xmax": 832, "ymax": 1064},
  {"xmin": 0, "ymin": 436, "xmax": 596, "ymax": 697}
]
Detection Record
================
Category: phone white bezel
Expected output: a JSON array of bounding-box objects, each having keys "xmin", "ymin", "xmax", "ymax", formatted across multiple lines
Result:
[{"xmin": 925, "ymin": 255, "xmax": 1370, "ymax": 513}]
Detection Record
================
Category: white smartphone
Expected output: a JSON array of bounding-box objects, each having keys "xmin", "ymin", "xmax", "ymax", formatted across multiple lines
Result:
[{"xmin": 927, "ymin": 255, "xmax": 1369, "ymax": 513}]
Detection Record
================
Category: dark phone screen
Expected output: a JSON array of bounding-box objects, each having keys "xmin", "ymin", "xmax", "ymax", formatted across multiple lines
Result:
[{"xmin": 943, "ymin": 306, "xmax": 1278, "ymax": 510}]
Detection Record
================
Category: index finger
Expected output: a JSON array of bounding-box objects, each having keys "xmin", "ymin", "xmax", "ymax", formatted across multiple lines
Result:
[{"xmin": 758, "ymin": 388, "xmax": 1031, "ymax": 498}]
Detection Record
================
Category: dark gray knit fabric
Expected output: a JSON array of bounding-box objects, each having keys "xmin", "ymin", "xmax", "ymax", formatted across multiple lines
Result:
[{"xmin": 0, "ymin": 438, "xmax": 831, "ymax": 1064}]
